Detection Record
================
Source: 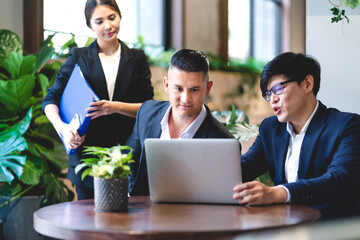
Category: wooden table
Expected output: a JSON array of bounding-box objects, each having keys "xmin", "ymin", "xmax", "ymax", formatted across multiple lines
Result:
[{"xmin": 33, "ymin": 196, "xmax": 321, "ymax": 240}]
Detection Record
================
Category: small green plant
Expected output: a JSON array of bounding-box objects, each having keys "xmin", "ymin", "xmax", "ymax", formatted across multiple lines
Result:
[
  {"xmin": 212, "ymin": 105, "xmax": 259, "ymax": 142},
  {"xmin": 330, "ymin": 6, "xmax": 349, "ymax": 23},
  {"xmin": 329, "ymin": 0, "xmax": 360, "ymax": 23},
  {"xmin": 75, "ymin": 145, "xmax": 134, "ymax": 180}
]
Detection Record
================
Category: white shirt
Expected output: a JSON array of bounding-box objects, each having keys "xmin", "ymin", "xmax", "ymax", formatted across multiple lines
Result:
[
  {"xmin": 282, "ymin": 101, "xmax": 319, "ymax": 202},
  {"xmin": 160, "ymin": 105, "xmax": 207, "ymax": 139},
  {"xmin": 98, "ymin": 44, "xmax": 121, "ymax": 101}
]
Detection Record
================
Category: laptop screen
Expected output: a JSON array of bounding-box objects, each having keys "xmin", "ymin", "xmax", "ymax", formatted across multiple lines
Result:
[{"xmin": 145, "ymin": 138, "xmax": 242, "ymax": 204}]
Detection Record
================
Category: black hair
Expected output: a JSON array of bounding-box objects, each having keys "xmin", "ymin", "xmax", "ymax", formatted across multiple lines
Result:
[
  {"xmin": 260, "ymin": 52, "xmax": 321, "ymax": 96},
  {"xmin": 85, "ymin": 0, "xmax": 122, "ymax": 28},
  {"xmin": 169, "ymin": 49, "xmax": 209, "ymax": 80}
]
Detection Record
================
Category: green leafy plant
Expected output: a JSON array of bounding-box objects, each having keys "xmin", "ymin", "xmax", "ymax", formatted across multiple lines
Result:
[
  {"xmin": 0, "ymin": 29, "xmax": 74, "ymax": 208},
  {"xmin": 75, "ymin": 145, "xmax": 134, "ymax": 180},
  {"xmin": 330, "ymin": 6, "xmax": 349, "ymax": 23},
  {"xmin": 329, "ymin": 0, "xmax": 360, "ymax": 23},
  {"xmin": 212, "ymin": 105, "xmax": 259, "ymax": 141},
  {"xmin": 54, "ymin": 33, "xmax": 94, "ymax": 58},
  {"xmin": 0, "ymin": 29, "xmax": 23, "ymax": 63},
  {"xmin": 0, "ymin": 108, "xmax": 30, "ymax": 184}
]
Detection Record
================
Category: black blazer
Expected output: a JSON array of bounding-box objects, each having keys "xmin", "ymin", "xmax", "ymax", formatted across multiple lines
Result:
[
  {"xmin": 241, "ymin": 101, "xmax": 360, "ymax": 218},
  {"xmin": 42, "ymin": 40, "xmax": 154, "ymax": 187},
  {"xmin": 126, "ymin": 100, "xmax": 238, "ymax": 196}
]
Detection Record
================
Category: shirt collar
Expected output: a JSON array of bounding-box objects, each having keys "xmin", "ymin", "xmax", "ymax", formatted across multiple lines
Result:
[
  {"xmin": 160, "ymin": 105, "xmax": 172, "ymax": 131},
  {"xmin": 116, "ymin": 42, "xmax": 121, "ymax": 58},
  {"xmin": 287, "ymin": 101, "xmax": 319, "ymax": 136},
  {"xmin": 160, "ymin": 105, "xmax": 207, "ymax": 138}
]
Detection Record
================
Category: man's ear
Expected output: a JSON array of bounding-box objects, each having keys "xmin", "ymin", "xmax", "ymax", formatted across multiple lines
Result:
[
  {"xmin": 163, "ymin": 77, "xmax": 169, "ymax": 94},
  {"xmin": 304, "ymin": 74, "xmax": 314, "ymax": 94},
  {"xmin": 205, "ymin": 81, "xmax": 213, "ymax": 96}
]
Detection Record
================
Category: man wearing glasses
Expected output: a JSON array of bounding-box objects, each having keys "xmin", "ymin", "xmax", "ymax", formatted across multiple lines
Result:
[{"xmin": 233, "ymin": 52, "xmax": 360, "ymax": 219}]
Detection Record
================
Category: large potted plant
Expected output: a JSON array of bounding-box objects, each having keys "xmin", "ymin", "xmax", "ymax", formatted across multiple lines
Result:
[
  {"xmin": 0, "ymin": 29, "xmax": 74, "ymax": 239},
  {"xmin": 75, "ymin": 145, "xmax": 134, "ymax": 212}
]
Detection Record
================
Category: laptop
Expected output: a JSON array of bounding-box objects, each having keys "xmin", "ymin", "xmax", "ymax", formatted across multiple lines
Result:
[{"xmin": 144, "ymin": 138, "xmax": 242, "ymax": 204}]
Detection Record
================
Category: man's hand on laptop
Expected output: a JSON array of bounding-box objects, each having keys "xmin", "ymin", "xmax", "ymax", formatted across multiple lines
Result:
[{"xmin": 233, "ymin": 181, "xmax": 287, "ymax": 205}]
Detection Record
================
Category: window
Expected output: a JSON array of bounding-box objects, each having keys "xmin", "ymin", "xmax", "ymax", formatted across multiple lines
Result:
[
  {"xmin": 228, "ymin": 0, "xmax": 250, "ymax": 60},
  {"xmin": 43, "ymin": 0, "xmax": 92, "ymax": 51},
  {"xmin": 43, "ymin": 0, "xmax": 164, "ymax": 51},
  {"xmin": 228, "ymin": 0, "xmax": 282, "ymax": 61}
]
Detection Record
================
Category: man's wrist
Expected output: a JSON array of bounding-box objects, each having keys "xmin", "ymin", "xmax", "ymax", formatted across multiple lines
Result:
[{"xmin": 274, "ymin": 185, "xmax": 290, "ymax": 203}]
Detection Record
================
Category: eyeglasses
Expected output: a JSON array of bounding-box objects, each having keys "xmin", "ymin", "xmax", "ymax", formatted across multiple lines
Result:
[{"xmin": 263, "ymin": 79, "xmax": 295, "ymax": 101}]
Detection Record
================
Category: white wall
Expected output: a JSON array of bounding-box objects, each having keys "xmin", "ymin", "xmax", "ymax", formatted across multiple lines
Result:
[
  {"xmin": 306, "ymin": 1, "xmax": 360, "ymax": 114},
  {"xmin": 0, "ymin": 0, "xmax": 23, "ymax": 41}
]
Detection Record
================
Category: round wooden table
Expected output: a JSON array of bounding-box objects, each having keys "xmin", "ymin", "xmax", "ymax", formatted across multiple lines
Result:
[{"xmin": 33, "ymin": 196, "xmax": 321, "ymax": 240}]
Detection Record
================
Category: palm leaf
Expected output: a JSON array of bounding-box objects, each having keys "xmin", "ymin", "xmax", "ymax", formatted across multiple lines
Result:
[{"xmin": 0, "ymin": 108, "xmax": 31, "ymax": 183}]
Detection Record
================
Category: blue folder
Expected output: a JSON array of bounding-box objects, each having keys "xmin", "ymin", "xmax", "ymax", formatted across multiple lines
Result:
[{"xmin": 58, "ymin": 64, "xmax": 99, "ymax": 155}]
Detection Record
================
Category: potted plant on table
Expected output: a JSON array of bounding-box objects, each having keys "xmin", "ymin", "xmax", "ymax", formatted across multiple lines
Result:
[{"xmin": 75, "ymin": 145, "xmax": 134, "ymax": 212}]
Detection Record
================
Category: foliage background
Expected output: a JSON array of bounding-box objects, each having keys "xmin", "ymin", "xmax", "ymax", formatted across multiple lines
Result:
[{"xmin": 0, "ymin": 29, "xmax": 74, "ymax": 208}]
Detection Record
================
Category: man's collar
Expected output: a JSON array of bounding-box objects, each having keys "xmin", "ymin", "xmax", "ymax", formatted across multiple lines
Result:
[
  {"xmin": 286, "ymin": 100, "xmax": 319, "ymax": 135},
  {"xmin": 160, "ymin": 105, "xmax": 207, "ymax": 138}
]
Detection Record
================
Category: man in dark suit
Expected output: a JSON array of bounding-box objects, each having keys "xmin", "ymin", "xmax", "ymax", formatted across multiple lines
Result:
[
  {"xmin": 127, "ymin": 49, "xmax": 238, "ymax": 196},
  {"xmin": 233, "ymin": 52, "xmax": 360, "ymax": 219}
]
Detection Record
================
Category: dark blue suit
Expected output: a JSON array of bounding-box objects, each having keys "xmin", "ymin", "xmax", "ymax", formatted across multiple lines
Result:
[
  {"xmin": 241, "ymin": 101, "xmax": 360, "ymax": 218},
  {"xmin": 126, "ymin": 100, "xmax": 237, "ymax": 196}
]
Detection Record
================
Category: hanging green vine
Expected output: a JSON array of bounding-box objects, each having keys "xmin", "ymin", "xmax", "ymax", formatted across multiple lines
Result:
[{"xmin": 329, "ymin": 0, "xmax": 360, "ymax": 23}]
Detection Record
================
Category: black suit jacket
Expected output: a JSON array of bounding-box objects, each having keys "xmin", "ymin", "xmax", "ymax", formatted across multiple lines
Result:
[
  {"xmin": 241, "ymin": 101, "xmax": 360, "ymax": 218},
  {"xmin": 126, "ymin": 100, "xmax": 238, "ymax": 196},
  {"xmin": 42, "ymin": 40, "xmax": 154, "ymax": 187}
]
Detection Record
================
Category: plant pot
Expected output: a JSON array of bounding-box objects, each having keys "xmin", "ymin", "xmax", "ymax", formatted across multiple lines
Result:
[
  {"xmin": 0, "ymin": 219, "xmax": 3, "ymax": 240},
  {"xmin": 0, "ymin": 196, "xmax": 44, "ymax": 240},
  {"xmin": 94, "ymin": 177, "xmax": 128, "ymax": 212}
]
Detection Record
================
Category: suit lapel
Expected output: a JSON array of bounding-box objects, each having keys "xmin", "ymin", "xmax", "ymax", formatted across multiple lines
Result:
[
  {"xmin": 112, "ymin": 41, "xmax": 133, "ymax": 101},
  {"xmin": 145, "ymin": 102, "xmax": 169, "ymax": 139},
  {"xmin": 298, "ymin": 102, "xmax": 327, "ymax": 179},
  {"xmin": 274, "ymin": 123, "xmax": 290, "ymax": 183},
  {"xmin": 193, "ymin": 106, "xmax": 209, "ymax": 138},
  {"xmin": 80, "ymin": 41, "xmax": 109, "ymax": 100},
  {"xmin": 135, "ymin": 102, "xmax": 168, "ymax": 190}
]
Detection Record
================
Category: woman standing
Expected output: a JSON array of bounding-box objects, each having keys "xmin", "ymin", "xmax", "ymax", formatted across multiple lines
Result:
[{"xmin": 42, "ymin": 0, "xmax": 154, "ymax": 200}]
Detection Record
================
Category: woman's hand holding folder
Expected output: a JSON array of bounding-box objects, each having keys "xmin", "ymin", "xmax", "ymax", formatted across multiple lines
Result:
[{"xmin": 57, "ymin": 114, "xmax": 86, "ymax": 150}]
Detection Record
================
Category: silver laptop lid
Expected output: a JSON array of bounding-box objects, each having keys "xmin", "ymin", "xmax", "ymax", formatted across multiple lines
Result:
[{"xmin": 145, "ymin": 138, "xmax": 242, "ymax": 204}]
